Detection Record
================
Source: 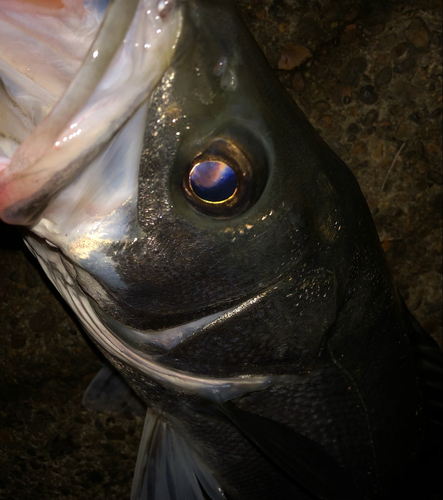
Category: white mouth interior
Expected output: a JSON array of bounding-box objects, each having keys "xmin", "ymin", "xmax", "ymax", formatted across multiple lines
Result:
[{"xmin": 0, "ymin": 0, "xmax": 181, "ymax": 238}]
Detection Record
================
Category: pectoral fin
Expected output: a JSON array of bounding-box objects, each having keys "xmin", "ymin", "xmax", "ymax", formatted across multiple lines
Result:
[
  {"xmin": 82, "ymin": 364, "xmax": 146, "ymax": 418},
  {"xmin": 132, "ymin": 410, "xmax": 226, "ymax": 500},
  {"xmin": 221, "ymin": 401, "xmax": 362, "ymax": 500}
]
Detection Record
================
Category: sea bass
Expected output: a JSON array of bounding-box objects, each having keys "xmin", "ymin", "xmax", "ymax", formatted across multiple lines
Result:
[{"xmin": 0, "ymin": 1, "xmax": 441, "ymax": 499}]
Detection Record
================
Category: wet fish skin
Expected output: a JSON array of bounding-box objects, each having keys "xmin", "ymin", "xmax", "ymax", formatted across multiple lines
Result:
[
  {"xmin": 0, "ymin": 1, "xmax": 441, "ymax": 499},
  {"xmin": 99, "ymin": 3, "xmax": 435, "ymax": 499}
]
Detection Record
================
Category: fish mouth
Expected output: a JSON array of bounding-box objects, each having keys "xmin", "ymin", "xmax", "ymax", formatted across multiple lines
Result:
[
  {"xmin": 24, "ymin": 229, "xmax": 281, "ymax": 402},
  {"xmin": 0, "ymin": 0, "xmax": 181, "ymax": 227}
]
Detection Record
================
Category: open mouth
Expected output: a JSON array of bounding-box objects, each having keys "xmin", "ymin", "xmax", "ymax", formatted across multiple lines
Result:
[{"xmin": 0, "ymin": 0, "xmax": 181, "ymax": 227}]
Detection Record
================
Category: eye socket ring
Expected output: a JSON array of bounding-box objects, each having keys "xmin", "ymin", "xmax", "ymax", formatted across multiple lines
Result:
[{"xmin": 182, "ymin": 138, "xmax": 254, "ymax": 218}]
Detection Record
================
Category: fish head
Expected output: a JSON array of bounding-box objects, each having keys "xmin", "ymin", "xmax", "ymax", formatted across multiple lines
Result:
[
  {"xmin": 0, "ymin": 0, "xmax": 392, "ymax": 381},
  {"xmin": 0, "ymin": 0, "xmax": 396, "ymax": 389}
]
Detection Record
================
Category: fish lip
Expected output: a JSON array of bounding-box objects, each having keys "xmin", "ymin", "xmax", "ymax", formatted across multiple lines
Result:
[
  {"xmin": 92, "ymin": 286, "xmax": 280, "ymax": 354},
  {"xmin": 24, "ymin": 231, "xmax": 279, "ymax": 401},
  {"xmin": 92, "ymin": 303, "xmax": 239, "ymax": 352}
]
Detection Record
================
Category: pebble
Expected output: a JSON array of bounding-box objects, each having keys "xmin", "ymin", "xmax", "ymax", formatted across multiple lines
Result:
[
  {"xmin": 292, "ymin": 71, "xmax": 305, "ymax": 91},
  {"xmin": 379, "ymin": 119, "xmax": 392, "ymax": 129},
  {"xmin": 344, "ymin": 23, "xmax": 357, "ymax": 34},
  {"xmin": 322, "ymin": 2, "xmax": 340, "ymax": 22},
  {"xmin": 363, "ymin": 109, "xmax": 379, "ymax": 126},
  {"xmin": 347, "ymin": 123, "xmax": 361, "ymax": 135},
  {"xmin": 346, "ymin": 106, "xmax": 359, "ymax": 118},
  {"xmin": 404, "ymin": 18, "xmax": 430, "ymax": 50},
  {"xmin": 332, "ymin": 58, "xmax": 342, "ymax": 69},
  {"xmin": 340, "ymin": 56, "xmax": 367, "ymax": 86},
  {"xmin": 407, "ymin": 140, "xmax": 425, "ymax": 157},
  {"xmin": 374, "ymin": 53, "xmax": 391, "ymax": 66},
  {"xmin": 256, "ymin": 9, "xmax": 266, "ymax": 20},
  {"xmin": 393, "ymin": 42, "xmax": 408, "ymax": 58},
  {"xmin": 314, "ymin": 100, "xmax": 331, "ymax": 113},
  {"xmin": 380, "ymin": 33, "xmax": 397, "ymax": 48},
  {"xmin": 427, "ymin": 142, "xmax": 442, "ymax": 155},
  {"xmin": 364, "ymin": 23, "xmax": 385, "ymax": 37},
  {"xmin": 395, "ymin": 82, "xmax": 419, "ymax": 101},
  {"xmin": 358, "ymin": 85, "xmax": 378, "ymax": 104},
  {"xmin": 344, "ymin": 5, "xmax": 359, "ymax": 22},
  {"xmin": 375, "ymin": 66, "xmax": 392, "ymax": 87},
  {"xmin": 278, "ymin": 43, "xmax": 313, "ymax": 70},
  {"xmin": 351, "ymin": 141, "xmax": 367, "ymax": 156},
  {"xmin": 340, "ymin": 84, "xmax": 352, "ymax": 98},
  {"xmin": 393, "ymin": 57, "xmax": 416, "ymax": 74},
  {"xmin": 317, "ymin": 115, "xmax": 334, "ymax": 128}
]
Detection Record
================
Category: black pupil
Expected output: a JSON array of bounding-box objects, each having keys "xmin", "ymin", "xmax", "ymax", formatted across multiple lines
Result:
[{"xmin": 189, "ymin": 161, "xmax": 238, "ymax": 202}]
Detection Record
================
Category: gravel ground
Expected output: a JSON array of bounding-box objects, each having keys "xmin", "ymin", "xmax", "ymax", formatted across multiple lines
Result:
[{"xmin": 0, "ymin": 1, "xmax": 441, "ymax": 499}]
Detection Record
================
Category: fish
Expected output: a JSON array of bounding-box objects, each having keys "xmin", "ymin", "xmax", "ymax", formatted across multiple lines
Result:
[{"xmin": 0, "ymin": 0, "xmax": 441, "ymax": 499}]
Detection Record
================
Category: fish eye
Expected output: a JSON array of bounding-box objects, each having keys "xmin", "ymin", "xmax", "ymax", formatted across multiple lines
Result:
[
  {"xmin": 181, "ymin": 136, "xmax": 265, "ymax": 218},
  {"xmin": 189, "ymin": 161, "xmax": 238, "ymax": 203}
]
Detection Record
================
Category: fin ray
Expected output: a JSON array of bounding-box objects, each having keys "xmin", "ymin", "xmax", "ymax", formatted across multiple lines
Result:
[
  {"xmin": 82, "ymin": 363, "xmax": 146, "ymax": 417},
  {"xmin": 132, "ymin": 410, "xmax": 226, "ymax": 500}
]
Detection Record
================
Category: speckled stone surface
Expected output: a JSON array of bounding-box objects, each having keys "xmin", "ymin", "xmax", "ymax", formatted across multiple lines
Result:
[{"xmin": 0, "ymin": 1, "xmax": 441, "ymax": 499}]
